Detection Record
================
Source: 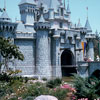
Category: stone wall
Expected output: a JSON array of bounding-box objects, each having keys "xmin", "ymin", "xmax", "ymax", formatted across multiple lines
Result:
[
  {"xmin": 14, "ymin": 39, "xmax": 35, "ymax": 76},
  {"xmin": 78, "ymin": 61, "xmax": 100, "ymax": 77}
]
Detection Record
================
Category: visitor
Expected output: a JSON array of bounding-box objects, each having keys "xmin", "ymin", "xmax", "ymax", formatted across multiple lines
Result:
[
  {"xmin": 84, "ymin": 56, "xmax": 88, "ymax": 61},
  {"xmin": 96, "ymin": 55, "xmax": 100, "ymax": 61}
]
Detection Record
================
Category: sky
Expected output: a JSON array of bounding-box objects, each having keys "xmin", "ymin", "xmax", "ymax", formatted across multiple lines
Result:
[{"xmin": 0, "ymin": 0, "xmax": 100, "ymax": 34}]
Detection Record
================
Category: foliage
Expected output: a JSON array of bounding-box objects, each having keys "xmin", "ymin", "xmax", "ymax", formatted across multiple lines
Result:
[
  {"xmin": 0, "ymin": 37, "xmax": 24, "ymax": 71},
  {"xmin": 42, "ymin": 77, "xmax": 47, "ymax": 81},
  {"xmin": 0, "ymin": 76, "xmax": 76, "ymax": 100},
  {"xmin": 46, "ymin": 78, "xmax": 62, "ymax": 88},
  {"xmin": 93, "ymin": 35, "xmax": 100, "ymax": 60},
  {"xmin": 50, "ymin": 88, "xmax": 68, "ymax": 100},
  {"xmin": 73, "ymin": 74, "xmax": 100, "ymax": 100},
  {"xmin": 22, "ymin": 83, "xmax": 50, "ymax": 98}
]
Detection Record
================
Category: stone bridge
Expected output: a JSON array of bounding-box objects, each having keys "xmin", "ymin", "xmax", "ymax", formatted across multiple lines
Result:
[{"xmin": 78, "ymin": 61, "xmax": 100, "ymax": 77}]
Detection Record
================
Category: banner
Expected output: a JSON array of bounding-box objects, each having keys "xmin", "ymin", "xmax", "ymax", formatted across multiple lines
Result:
[{"xmin": 81, "ymin": 42, "xmax": 87, "ymax": 57}]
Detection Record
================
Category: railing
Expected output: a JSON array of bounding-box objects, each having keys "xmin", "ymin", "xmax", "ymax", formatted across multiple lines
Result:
[{"xmin": 62, "ymin": 65, "xmax": 77, "ymax": 68}]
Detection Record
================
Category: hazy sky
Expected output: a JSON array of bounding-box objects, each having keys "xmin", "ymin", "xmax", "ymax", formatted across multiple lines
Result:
[{"xmin": 0, "ymin": 0, "xmax": 100, "ymax": 33}]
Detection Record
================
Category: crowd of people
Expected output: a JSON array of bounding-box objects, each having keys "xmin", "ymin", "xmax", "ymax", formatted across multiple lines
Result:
[{"xmin": 84, "ymin": 55, "xmax": 100, "ymax": 62}]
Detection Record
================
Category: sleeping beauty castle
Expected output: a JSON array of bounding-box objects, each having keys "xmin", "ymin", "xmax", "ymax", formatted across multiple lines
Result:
[{"xmin": 0, "ymin": 0, "xmax": 95, "ymax": 79}]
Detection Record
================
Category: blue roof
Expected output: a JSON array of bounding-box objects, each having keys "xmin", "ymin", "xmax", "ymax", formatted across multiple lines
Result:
[
  {"xmin": 38, "ymin": 14, "xmax": 45, "ymax": 23},
  {"xmin": 49, "ymin": 0, "xmax": 54, "ymax": 9},
  {"xmin": 38, "ymin": 0, "xmax": 60, "ymax": 12},
  {"xmin": 19, "ymin": 0, "xmax": 36, "ymax": 5},
  {"xmin": 16, "ymin": 21, "xmax": 27, "ymax": 33},
  {"xmin": 85, "ymin": 18, "xmax": 92, "ymax": 32},
  {"xmin": 77, "ymin": 19, "xmax": 82, "ymax": 28},
  {"xmin": 0, "ymin": 10, "xmax": 11, "ymax": 22},
  {"xmin": 67, "ymin": 3, "xmax": 71, "ymax": 13}
]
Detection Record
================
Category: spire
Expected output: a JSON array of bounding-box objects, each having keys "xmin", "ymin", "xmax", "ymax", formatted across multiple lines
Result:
[
  {"xmin": 0, "ymin": 10, "xmax": 11, "ymax": 22},
  {"xmin": 95, "ymin": 30, "xmax": 99, "ymax": 37},
  {"xmin": 85, "ymin": 18, "xmax": 92, "ymax": 32},
  {"xmin": 50, "ymin": 0, "xmax": 54, "ymax": 9},
  {"xmin": 64, "ymin": 0, "xmax": 66, "ymax": 9},
  {"xmin": 16, "ymin": 21, "xmax": 27, "ymax": 33},
  {"xmin": 86, "ymin": 7, "xmax": 88, "ymax": 19},
  {"xmin": 4, "ymin": 0, "xmax": 6, "ymax": 11},
  {"xmin": 38, "ymin": 3, "xmax": 45, "ymax": 22},
  {"xmin": 67, "ymin": 0, "xmax": 71, "ymax": 13},
  {"xmin": 85, "ymin": 7, "xmax": 92, "ymax": 32},
  {"xmin": 0, "ymin": 0, "xmax": 11, "ymax": 22},
  {"xmin": 77, "ymin": 19, "xmax": 82, "ymax": 28}
]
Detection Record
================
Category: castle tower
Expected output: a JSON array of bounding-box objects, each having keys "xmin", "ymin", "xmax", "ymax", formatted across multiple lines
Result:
[
  {"xmin": 85, "ymin": 18, "xmax": 95, "ymax": 61},
  {"xmin": 67, "ymin": 0, "xmax": 71, "ymax": 20},
  {"xmin": 34, "ymin": 5, "xmax": 51, "ymax": 79},
  {"xmin": 0, "ymin": 6, "xmax": 16, "ymax": 37},
  {"xmin": 19, "ymin": 0, "xmax": 36, "ymax": 32}
]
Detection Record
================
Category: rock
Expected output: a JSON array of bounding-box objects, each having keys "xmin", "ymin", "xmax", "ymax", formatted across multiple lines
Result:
[{"xmin": 34, "ymin": 95, "xmax": 58, "ymax": 100}]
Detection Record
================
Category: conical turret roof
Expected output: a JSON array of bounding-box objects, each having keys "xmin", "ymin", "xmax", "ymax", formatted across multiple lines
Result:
[
  {"xmin": 85, "ymin": 18, "xmax": 92, "ymax": 32},
  {"xmin": 38, "ymin": 14, "xmax": 45, "ymax": 23},
  {"xmin": 16, "ymin": 21, "xmax": 27, "ymax": 33},
  {"xmin": 0, "ymin": 10, "xmax": 11, "ymax": 22},
  {"xmin": 67, "ymin": 2, "xmax": 71, "ymax": 13},
  {"xmin": 77, "ymin": 19, "xmax": 82, "ymax": 28}
]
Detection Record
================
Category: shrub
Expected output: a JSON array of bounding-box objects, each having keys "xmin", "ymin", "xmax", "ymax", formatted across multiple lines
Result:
[
  {"xmin": 42, "ymin": 77, "xmax": 47, "ymax": 81},
  {"xmin": 46, "ymin": 78, "xmax": 62, "ymax": 88},
  {"xmin": 0, "ymin": 73, "xmax": 11, "ymax": 82},
  {"xmin": 73, "ymin": 74, "xmax": 100, "ymax": 100},
  {"xmin": 50, "ymin": 88, "xmax": 68, "ymax": 100},
  {"xmin": 21, "ymin": 83, "xmax": 50, "ymax": 99}
]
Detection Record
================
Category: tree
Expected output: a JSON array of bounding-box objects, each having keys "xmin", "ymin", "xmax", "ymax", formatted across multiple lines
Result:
[{"xmin": 0, "ymin": 37, "xmax": 24, "ymax": 72}]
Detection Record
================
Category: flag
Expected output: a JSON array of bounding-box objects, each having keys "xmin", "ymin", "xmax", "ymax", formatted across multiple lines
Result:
[
  {"xmin": 84, "ymin": 42, "xmax": 87, "ymax": 55},
  {"xmin": 81, "ymin": 42, "xmax": 87, "ymax": 57}
]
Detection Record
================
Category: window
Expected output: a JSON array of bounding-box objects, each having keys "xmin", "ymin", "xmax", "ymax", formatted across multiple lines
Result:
[
  {"xmin": 61, "ymin": 35, "xmax": 65, "ymax": 43},
  {"xmin": 61, "ymin": 8, "xmax": 63, "ymax": 16},
  {"xmin": 60, "ymin": 22, "xmax": 63, "ymax": 28}
]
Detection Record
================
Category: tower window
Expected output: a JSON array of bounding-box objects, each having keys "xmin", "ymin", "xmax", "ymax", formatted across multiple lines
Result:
[
  {"xmin": 60, "ymin": 22, "xmax": 63, "ymax": 28},
  {"xmin": 61, "ymin": 8, "xmax": 63, "ymax": 16}
]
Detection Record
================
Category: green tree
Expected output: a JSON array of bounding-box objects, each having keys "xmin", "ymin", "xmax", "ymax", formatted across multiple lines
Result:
[{"xmin": 0, "ymin": 37, "xmax": 24, "ymax": 72}]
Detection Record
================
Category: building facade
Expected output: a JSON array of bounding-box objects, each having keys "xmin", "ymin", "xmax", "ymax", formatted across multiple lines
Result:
[{"xmin": 0, "ymin": 0, "xmax": 95, "ymax": 79}]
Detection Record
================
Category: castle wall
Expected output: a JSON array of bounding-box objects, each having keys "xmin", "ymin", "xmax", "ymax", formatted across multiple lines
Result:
[
  {"xmin": 52, "ymin": 36, "xmax": 62, "ymax": 78},
  {"xmin": 14, "ymin": 39, "xmax": 35, "ymax": 76},
  {"xmin": 36, "ymin": 30, "xmax": 52, "ymax": 79}
]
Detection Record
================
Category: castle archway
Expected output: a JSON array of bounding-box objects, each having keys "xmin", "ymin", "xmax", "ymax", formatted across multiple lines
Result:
[{"xmin": 61, "ymin": 49, "xmax": 77, "ymax": 76}]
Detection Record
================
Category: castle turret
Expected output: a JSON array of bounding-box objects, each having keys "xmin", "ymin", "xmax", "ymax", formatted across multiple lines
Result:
[
  {"xmin": 0, "ymin": 9, "xmax": 16, "ymax": 37},
  {"xmin": 85, "ymin": 18, "xmax": 95, "ymax": 61},
  {"xmin": 0, "ymin": 10, "xmax": 11, "ymax": 22},
  {"xmin": 66, "ymin": 0, "xmax": 71, "ymax": 20},
  {"xmin": 19, "ymin": 0, "xmax": 36, "ymax": 33},
  {"xmin": 19, "ymin": 0, "xmax": 36, "ymax": 25},
  {"xmin": 49, "ymin": 0, "xmax": 54, "ymax": 20},
  {"xmin": 77, "ymin": 19, "xmax": 82, "ymax": 29},
  {"xmin": 34, "ymin": 5, "xmax": 51, "ymax": 79},
  {"xmin": 85, "ymin": 18, "xmax": 92, "ymax": 33}
]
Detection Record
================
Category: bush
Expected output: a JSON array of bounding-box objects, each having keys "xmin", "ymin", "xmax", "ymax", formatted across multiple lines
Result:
[
  {"xmin": 73, "ymin": 74, "xmax": 100, "ymax": 100},
  {"xmin": 50, "ymin": 88, "xmax": 68, "ymax": 100},
  {"xmin": 22, "ymin": 83, "xmax": 50, "ymax": 99},
  {"xmin": 46, "ymin": 78, "xmax": 62, "ymax": 88},
  {"xmin": 0, "ymin": 73, "xmax": 11, "ymax": 82}
]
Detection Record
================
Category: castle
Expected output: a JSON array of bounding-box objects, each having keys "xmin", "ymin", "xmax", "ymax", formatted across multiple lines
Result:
[{"xmin": 0, "ymin": 0, "xmax": 95, "ymax": 79}]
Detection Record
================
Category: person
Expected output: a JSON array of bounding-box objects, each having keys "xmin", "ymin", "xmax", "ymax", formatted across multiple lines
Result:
[
  {"xmin": 84, "ymin": 56, "xmax": 88, "ymax": 61},
  {"xmin": 87, "ymin": 57, "xmax": 93, "ymax": 62},
  {"xmin": 96, "ymin": 55, "xmax": 100, "ymax": 61}
]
